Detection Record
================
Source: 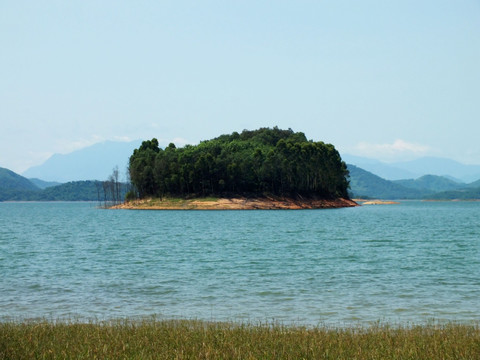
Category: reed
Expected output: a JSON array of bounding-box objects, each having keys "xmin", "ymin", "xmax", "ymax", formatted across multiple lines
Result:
[{"xmin": 1, "ymin": 319, "xmax": 479, "ymax": 359}]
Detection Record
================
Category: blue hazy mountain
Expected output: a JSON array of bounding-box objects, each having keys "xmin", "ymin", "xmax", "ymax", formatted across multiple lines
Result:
[
  {"xmin": 28, "ymin": 178, "xmax": 62, "ymax": 189},
  {"xmin": 466, "ymin": 179, "xmax": 480, "ymax": 188},
  {"xmin": 22, "ymin": 140, "xmax": 142, "ymax": 182},
  {"xmin": 346, "ymin": 164, "xmax": 423, "ymax": 199},
  {"xmin": 342, "ymin": 154, "xmax": 480, "ymax": 182},
  {"xmin": 347, "ymin": 165, "xmax": 479, "ymax": 199},
  {"xmin": 341, "ymin": 154, "xmax": 419, "ymax": 180},
  {"xmin": 392, "ymin": 157, "xmax": 480, "ymax": 183},
  {"xmin": 393, "ymin": 175, "xmax": 464, "ymax": 193}
]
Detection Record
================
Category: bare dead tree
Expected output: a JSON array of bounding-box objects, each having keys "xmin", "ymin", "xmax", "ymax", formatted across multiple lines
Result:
[
  {"xmin": 94, "ymin": 180, "xmax": 102, "ymax": 205},
  {"xmin": 102, "ymin": 180, "xmax": 109, "ymax": 208},
  {"xmin": 113, "ymin": 166, "xmax": 120, "ymax": 204}
]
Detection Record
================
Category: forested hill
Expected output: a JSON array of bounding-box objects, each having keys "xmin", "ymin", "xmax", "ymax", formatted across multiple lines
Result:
[
  {"xmin": 128, "ymin": 127, "xmax": 350, "ymax": 200},
  {"xmin": 0, "ymin": 167, "xmax": 39, "ymax": 192}
]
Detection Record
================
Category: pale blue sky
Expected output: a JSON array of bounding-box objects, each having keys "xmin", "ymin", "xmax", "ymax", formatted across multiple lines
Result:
[{"xmin": 1, "ymin": 1, "xmax": 479, "ymax": 173}]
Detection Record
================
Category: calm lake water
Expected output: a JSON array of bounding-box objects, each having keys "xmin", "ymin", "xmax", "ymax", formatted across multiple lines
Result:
[{"xmin": 1, "ymin": 201, "xmax": 479, "ymax": 325}]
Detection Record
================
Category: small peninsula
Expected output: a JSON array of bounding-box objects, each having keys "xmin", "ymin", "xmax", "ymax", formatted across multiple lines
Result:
[{"xmin": 123, "ymin": 127, "xmax": 356, "ymax": 210}]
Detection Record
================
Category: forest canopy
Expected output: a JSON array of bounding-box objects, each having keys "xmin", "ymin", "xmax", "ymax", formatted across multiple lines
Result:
[{"xmin": 128, "ymin": 127, "xmax": 350, "ymax": 200}]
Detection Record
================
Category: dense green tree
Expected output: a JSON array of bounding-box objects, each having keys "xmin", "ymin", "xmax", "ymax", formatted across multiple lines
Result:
[{"xmin": 128, "ymin": 127, "xmax": 350, "ymax": 199}]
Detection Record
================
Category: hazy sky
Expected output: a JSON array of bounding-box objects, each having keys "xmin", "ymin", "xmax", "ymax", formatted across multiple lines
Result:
[{"xmin": 1, "ymin": 1, "xmax": 479, "ymax": 173}]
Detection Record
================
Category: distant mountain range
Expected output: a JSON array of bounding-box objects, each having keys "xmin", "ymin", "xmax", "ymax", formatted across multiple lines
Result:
[
  {"xmin": 342, "ymin": 154, "xmax": 480, "ymax": 183},
  {"xmin": 1, "ymin": 141, "xmax": 480, "ymax": 201},
  {"xmin": 18, "ymin": 141, "xmax": 480, "ymax": 184},
  {"xmin": 394, "ymin": 175, "xmax": 462, "ymax": 193},
  {"xmin": 22, "ymin": 140, "xmax": 142, "ymax": 182},
  {"xmin": 347, "ymin": 164, "xmax": 480, "ymax": 200},
  {"xmin": 0, "ymin": 167, "xmax": 88, "ymax": 201},
  {"xmin": 1, "ymin": 163, "xmax": 479, "ymax": 202},
  {"xmin": 0, "ymin": 166, "xmax": 123, "ymax": 202},
  {"xmin": 347, "ymin": 165, "xmax": 422, "ymax": 199}
]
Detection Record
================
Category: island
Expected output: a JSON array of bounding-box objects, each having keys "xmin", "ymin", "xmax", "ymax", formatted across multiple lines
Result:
[{"xmin": 120, "ymin": 127, "xmax": 357, "ymax": 210}]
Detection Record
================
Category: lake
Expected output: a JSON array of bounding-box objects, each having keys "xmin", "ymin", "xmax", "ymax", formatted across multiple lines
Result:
[{"xmin": 0, "ymin": 201, "xmax": 479, "ymax": 325}]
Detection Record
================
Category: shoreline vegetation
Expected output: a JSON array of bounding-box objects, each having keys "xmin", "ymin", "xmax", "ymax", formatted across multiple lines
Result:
[
  {"xmin": 1, "ymin": 319, "xmax": 479, "ymax": 359},
  {"xmin": 112, "ymin": 196, "xmax": 358, "ymax": 210}
]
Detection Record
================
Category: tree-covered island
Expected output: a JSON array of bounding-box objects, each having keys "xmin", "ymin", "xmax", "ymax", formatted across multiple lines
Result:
[{"xmin": 124, "ymin": 127, "xmax": 356, "ymax": 209}]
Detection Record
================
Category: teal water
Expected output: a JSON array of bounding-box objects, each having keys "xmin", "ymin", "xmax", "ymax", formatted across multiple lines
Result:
[{"xmin": 0, "ymin": 201, "xmax": 479, "ymax": 325}]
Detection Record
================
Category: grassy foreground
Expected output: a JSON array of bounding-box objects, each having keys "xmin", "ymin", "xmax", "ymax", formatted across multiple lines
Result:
[{"xmin": 1, "ymin": 319, "xmax": 480, "ymax": 359}]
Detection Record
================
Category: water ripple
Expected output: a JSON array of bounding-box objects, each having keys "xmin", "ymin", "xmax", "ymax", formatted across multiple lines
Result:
[{"xmin": 0, "ymin": 201, "xmax": 479, "ymax": 325}]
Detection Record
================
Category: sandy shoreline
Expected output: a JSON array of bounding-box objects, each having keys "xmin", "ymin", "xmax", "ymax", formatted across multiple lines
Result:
[
  {"xmin": 359, "ymin": 200, "xmax": 400, "ymax": 205},
  {"xmin": 112, "ymin": 197, "xmax": 358, "ymax": 210}
]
